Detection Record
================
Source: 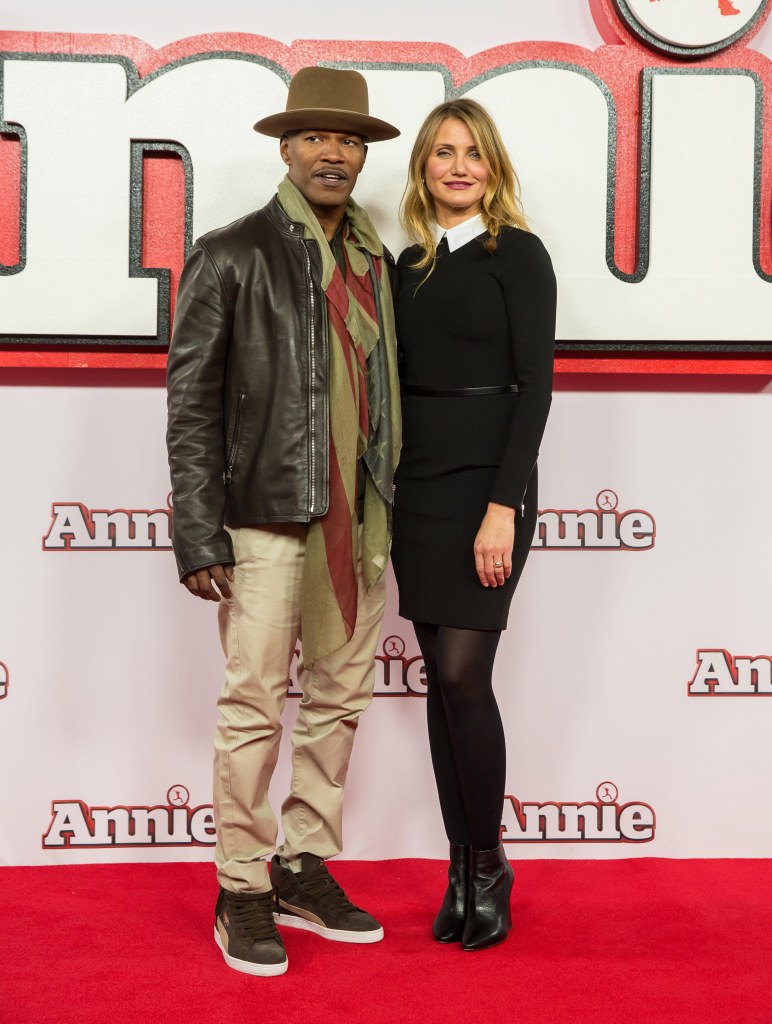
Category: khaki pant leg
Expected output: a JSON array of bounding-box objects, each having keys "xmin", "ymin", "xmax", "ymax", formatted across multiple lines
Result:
[
  {"xmin": 278, "ymin": 557, "xmax": 387, "ymax": 864},
  {"xmin": 214, "ymin": 523, "xmax": 305, "ymax": 893}
]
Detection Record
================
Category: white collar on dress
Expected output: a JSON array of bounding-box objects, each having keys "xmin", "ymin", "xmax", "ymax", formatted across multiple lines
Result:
[{"xmin": 432, "ymin": 213, "xmax": 486, "ymax": 253}]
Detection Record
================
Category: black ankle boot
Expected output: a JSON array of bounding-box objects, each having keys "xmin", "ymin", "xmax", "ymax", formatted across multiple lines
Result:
[
  {"xmin": 461, "ymin": 845, "xmax": 514, "ymax": 951},
  {"xmin": 432, "ymin": 844, "xmax": 469, "ymax": 942}
]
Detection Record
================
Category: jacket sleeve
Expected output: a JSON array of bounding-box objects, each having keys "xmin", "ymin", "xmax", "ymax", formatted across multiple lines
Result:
[
  {"xmin": 166, "ymin": 241, "xmax": 235, "ymax": 580},
  {"xmin": 488, "ymin": 232, "xmax": 557, "ymax": 509}
]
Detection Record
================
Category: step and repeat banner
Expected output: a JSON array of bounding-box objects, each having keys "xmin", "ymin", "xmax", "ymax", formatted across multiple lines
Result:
[{"xmin": 1, "ymin": 0, "xmax": 772, "ymax": 864}]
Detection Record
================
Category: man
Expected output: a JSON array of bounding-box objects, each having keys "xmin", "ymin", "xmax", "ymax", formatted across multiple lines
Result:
[{"xmin": 166, "ymin": 67, "xmax": 400, "ymax": 977}]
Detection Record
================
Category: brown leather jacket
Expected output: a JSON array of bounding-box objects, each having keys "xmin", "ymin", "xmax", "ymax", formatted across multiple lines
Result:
[{"xmin": 167, "ymin": 196, "xmax": 334, "ymax": 580}]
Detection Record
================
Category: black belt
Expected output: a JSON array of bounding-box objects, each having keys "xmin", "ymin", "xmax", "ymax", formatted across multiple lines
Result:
[{"xmin": 402, "ymin": 383, "xmax": 518, "ymax": 397}]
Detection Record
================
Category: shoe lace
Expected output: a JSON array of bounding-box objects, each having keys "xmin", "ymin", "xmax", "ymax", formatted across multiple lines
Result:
[
  {"xmin": 299, "ymin": 864, "xmax": 361, "ymax": 913},
  {"xmin": 228, "ymin": 890, "xmax": 279, "ymax": 942}
]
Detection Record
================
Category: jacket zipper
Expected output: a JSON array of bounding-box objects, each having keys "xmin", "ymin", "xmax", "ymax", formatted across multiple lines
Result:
[
  {"xmin": 302, "ymin": 242, "xmax": 317, "ymax": 515},
  {"xmin": 224, "ymin": 392, "xmax": 245, "ymax": 484}
]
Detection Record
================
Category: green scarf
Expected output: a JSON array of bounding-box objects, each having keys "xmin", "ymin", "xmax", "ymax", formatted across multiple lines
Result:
[{"xmin": 277, "ymin": 176, "xmax": 401, "ymax": 667}]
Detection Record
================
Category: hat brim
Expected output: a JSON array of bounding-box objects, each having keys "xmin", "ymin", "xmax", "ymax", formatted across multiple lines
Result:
[{"xmin": 253, "ymin": 106, "xmax": 400, "ymax": 143}]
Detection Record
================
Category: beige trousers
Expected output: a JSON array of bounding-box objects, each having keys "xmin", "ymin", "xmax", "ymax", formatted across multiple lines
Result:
[{"xmin": 214, "ymin": 523, "xmax": 386, "ymax": 892}]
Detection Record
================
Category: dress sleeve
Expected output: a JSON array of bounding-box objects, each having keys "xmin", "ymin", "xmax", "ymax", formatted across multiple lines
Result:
[
  {"xmin": 395, "ymin": 246, "xmax": 417, "ymax": 382},
  {"xmin": 488, "ymin": 231, "xmax": 557, "ymax": 509}
]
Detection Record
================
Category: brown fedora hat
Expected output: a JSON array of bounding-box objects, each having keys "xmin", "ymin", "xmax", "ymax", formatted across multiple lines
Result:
[{"xmin": 254, "ymin": 66, "xmax": 400, "ymax": 142}]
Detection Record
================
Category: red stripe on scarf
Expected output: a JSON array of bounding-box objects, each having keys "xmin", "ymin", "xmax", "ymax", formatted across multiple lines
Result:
[
  {"xmin": 327, "ymin": 302, "xmax": 358, "ymax": 397},
  {"xmin": 317, "ymin": 235, "xmax": 379, "ymax": 643},
  {"xmin": 343, "ymin": 248, "xmax": 380, "ymax": 323},
  {"xmin": 321, "ymin": 436, "xmax": 358, "ymax": 639},
  {"xmin": 326, "ymin": 266, "xmax": 350, "ymax": 319}
]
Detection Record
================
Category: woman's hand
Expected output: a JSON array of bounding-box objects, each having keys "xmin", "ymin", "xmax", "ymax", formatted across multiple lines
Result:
[{"xmin": 474, "ymin": 502, "xmax": 516, "ymax": 588}]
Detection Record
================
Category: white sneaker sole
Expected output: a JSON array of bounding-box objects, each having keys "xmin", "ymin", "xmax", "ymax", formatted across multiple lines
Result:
[
  {"xmin": 274, "ymin": 911, "xmax": 384, "ymax": 944},
  {"xmin": 214, "ymin": 926, "xmax": 288, "ymax": 976}
]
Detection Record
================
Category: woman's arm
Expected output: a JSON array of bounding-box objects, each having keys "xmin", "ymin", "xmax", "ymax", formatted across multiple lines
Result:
[
  {"xmin": 474, "ymin": 231, "xmax": 557, "ymax": 588},
  {"xmin": 490, "ymin": 230, "xmax": 557, "ymax": 510}
]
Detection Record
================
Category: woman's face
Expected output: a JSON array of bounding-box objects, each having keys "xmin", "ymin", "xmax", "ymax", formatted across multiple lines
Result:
[{"xmin": 424, "ymin": 117, "xmax": 489, "ymax": 226}]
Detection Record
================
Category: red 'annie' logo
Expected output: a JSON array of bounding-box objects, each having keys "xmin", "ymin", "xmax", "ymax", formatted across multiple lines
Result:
[
  {"xmin": 42, "ymin": 785, "xmax": 215, "ymax": 848},
  {"xmin": 3, "ymin": 1, "xmax": 772, "ymax": 373},
  {"xmin": 42, "ymin": 497, "xmax": 173, "ymax": 550},
  {"xmin": 288, "ymin": 635, "xmax": 427, "ymax": 697},
  {"xmin": 502, "ymin": 781, "xmax": 656, "ymax": 842},
  {"xmin": 688, "ymin": 648, "xmax": 772, "ymax": 695},
  {"xmin": 532, "ymin": 490, "xmax": 656, "ymax": 550},
  {"xmin": 41, "ymin": 491, "xmax": 657, "ymax": 553}
]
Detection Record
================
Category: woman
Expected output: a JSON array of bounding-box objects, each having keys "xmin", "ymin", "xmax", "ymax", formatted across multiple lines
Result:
[{"xmin": 392, "ymin": 99, "xmax": 556, "ymax": 950}]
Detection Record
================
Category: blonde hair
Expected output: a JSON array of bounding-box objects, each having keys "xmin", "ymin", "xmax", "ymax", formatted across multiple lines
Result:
[{"xmin": 400, "ymin": 98, "xmax": 529, "ymax": 276}]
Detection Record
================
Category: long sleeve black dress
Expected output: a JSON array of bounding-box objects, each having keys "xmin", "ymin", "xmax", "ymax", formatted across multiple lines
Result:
[{"xmin": 391, "ymin": 225, "xmax": 557, "ymax": 630}]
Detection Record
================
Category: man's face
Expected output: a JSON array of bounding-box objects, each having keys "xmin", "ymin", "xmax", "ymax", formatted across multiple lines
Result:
[{"xmin": 280, "ymin": 130, "xmax": 368, "ymax": 218}]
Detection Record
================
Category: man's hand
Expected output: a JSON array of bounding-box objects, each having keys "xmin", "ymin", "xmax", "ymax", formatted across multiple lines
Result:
[
  {"xmin": 474, "ymin": 503, "xmax": 516, "ymax": 588},
  {"xmin": 183, "ymin": 564, "xmax": 235, "ymax": 602}
]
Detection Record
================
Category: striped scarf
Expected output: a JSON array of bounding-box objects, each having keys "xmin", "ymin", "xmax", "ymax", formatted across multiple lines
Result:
[{"xmin": 277, "ymin": 177, "xmax": 401, "ymax": 667}]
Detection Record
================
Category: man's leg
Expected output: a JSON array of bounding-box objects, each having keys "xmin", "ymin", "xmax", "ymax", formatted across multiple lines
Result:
[
  {"xmin": 213, "ymin": 524, "xmax": 305, "ymax": 976},
  {"xmin": 215, "ymin": 523, "xmax": 306, "ymax": 890},
  {"xmin": 278, "ymin": 566, "xmax": 386, "ymax": 861},
  {"xmin": 270, "ymin": 546, "xmax": 387, "ymax": 942}
]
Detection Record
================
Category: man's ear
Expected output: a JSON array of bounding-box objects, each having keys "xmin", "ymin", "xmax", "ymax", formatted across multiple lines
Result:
[
  {"xmin": 280, "ymin": 135, "xmax": 292, "ymax": 167},
  {"xmin": 362, "ymin": 143, "xmax": 368, "ymax": 167}
]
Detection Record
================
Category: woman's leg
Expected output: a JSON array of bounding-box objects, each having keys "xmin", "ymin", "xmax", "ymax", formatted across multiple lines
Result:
[
  {"xmin": 432, "ymin": 625, "xmax": 514, "ymax": 950},
  {"xmin": 414, "ymin": 621, "xmax": 510, "ymax": 944},
  {"xmin": 433, "ymin": 626, "xmax": 505, "ymax": 851},
  {"xmin": 413, "ymin": 621, "xmax": 471, "ymax": 846},
  {"xmin": 413, "ymin": 622, "xmax": 506, "ymax": 848}
]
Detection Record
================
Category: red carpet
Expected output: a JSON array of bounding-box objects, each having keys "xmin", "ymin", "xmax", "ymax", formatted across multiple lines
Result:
[{"xmin": 3, "ymin": 858, "xmax": 771, "ymax": 1024}]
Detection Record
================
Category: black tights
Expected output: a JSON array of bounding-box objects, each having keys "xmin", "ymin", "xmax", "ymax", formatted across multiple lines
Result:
[{"xmin": 413, "ymin": 622, "xmax": 505, "ymax": 851}]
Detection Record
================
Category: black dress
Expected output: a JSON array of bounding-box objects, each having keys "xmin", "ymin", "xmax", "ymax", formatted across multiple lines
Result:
[{"xmin": 391, "ymin": 226, "xmax": 556, "ymax": 630}]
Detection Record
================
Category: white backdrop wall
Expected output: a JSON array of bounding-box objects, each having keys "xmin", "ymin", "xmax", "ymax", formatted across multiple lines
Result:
[{"xmin": 1, "ymin": 1, "xmax": 772, "ymax": 865}]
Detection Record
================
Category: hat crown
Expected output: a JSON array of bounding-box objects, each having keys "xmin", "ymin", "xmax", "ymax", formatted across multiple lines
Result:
[
  {"xmin": 287, "ymin": 67, "xmax": 369, "ymax": 120},
  {"xmin": 252, "ymin": 65, "xmax": 399, "ymax": 142}
]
